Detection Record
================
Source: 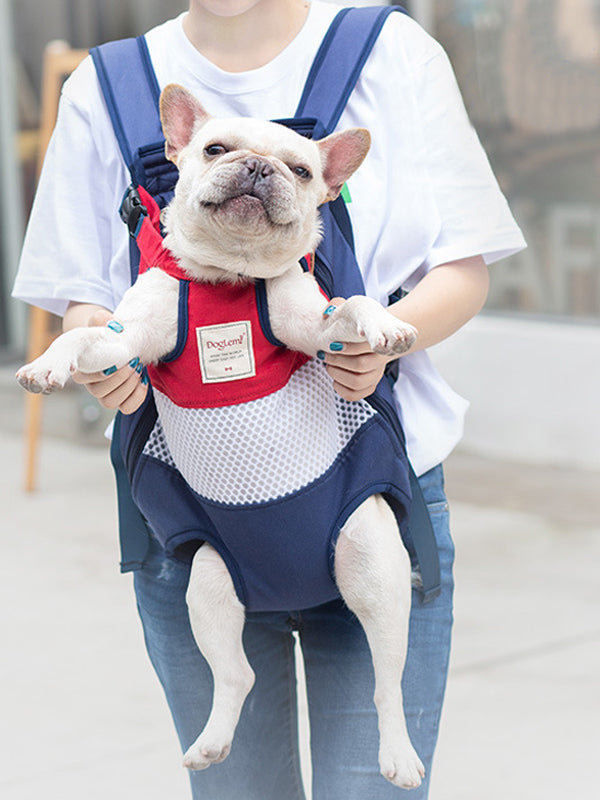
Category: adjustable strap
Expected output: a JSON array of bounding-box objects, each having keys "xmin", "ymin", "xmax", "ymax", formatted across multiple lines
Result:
[
  {"xmin": 408, "ymin": 466, "xmax": 442, "ymax": 602},
  {"xmin": 295, "ymin": 5, "xmax": 408, "ymax": 134}
]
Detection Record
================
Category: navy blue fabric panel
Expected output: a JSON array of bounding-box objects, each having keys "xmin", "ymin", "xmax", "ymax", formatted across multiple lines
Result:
[
  {"xmin": 142, "ymin": 415, "xmax": 411, "ymax": 613},
  {"xmin": 316, "ymin": 204, "xmax": 366, "ymax": 297},
  {"xmin": 90, "ymin": 38, "xmax": 163, "ymax": 179},
  {"xmin": 131, "ymin": 455, "xmax": 217, "ymax": 549},
  {"xmin": 295, "ymin": 6, "xmax": 408, "ymax": 134},
  {"xmin": 132, "ymin": 145, "xmax": 178, "ymax": 207},
  {"xmin": 110, "ymin": 411, "xmax": 151, "ymax": 572}
]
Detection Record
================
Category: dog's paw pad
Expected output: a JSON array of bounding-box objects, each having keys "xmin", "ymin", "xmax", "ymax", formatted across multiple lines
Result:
[
  {"xmin": 380, "ymin": 746, "xmax": 425, "ymax": 790},
  {"xmin": 389, "ymin": 324, "xmax": 417, "ymax": 355},
  {"xmin": 16, "ymin": 364, "xmax": 68, "ymax": 394},
  {"xmin": 183, "ymin": 738, "xmax": 232, "ymax": 771},
  {"xmin": 359, "ymin": 317, "xmax": 417, "ymax": 357}
]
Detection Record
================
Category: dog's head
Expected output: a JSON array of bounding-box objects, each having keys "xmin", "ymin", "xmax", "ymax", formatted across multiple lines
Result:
[{"xmin": 159, "ymin": 84, "xmax": 370, "ymax": 281}]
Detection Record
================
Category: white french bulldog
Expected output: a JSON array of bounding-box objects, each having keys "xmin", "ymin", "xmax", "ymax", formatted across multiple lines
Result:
[{"xmin": 17, "ymin": 84, "xmax": 424, "ymax": 789}]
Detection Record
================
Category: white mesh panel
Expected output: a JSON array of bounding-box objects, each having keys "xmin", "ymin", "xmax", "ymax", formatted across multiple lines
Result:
[
  {"xmin": 152, "ymin": 359, "xmax": 375, "ymax": 505},
  {"xmin": 143, "ymin": 418, "xmax": 177, "ymax": 469}
]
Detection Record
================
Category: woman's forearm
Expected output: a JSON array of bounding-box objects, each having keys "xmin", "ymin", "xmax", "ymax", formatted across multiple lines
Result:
[
  {"xmin": 388, "ymin": 255, "xmax": 490, "ymax": 354},
  {"xmin": 63, "ymin": 301, "xmax": 111, "ymax": 332}
]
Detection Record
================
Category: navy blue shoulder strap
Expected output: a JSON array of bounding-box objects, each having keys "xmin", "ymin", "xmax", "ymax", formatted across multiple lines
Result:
[
  {"xmin": 294, "ymin": 5, "xmax": 408, "ymax": 135},
  {"xmin": 90, "ymin": 36, "xmax": 164, "ymax": 184}
]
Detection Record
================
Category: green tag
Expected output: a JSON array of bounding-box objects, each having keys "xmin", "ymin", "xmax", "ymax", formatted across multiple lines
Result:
[{"xmin": 340, "ymin": 182, "xmax": 352, "ymax": 203}]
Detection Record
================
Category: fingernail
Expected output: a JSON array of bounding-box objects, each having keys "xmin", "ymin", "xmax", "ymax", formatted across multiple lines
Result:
[
  {"xmin": 103, "ymin": 365, "xmax": 117, "ymax": 376},
  {"xmin": 107, "ymin": 320, "xmax": 124, "ymax": 333},
  {"xmin": 316, "ymin": 350, "xmax": 326, "ymax": 361},
  {"xmin": 323, "ymin": 304, "xmax": 336, "ymax": 317},
  {"xmin": 329, "ymin": 342, "xmax": 344, "ymax": 352},
  {"xmin": 129, "ymin": 357, "xmax": 140, "ymax": 369},
  {"xmin": 135, "ymin": 361, "xmax": 144, "ymax": 374},
  {"xmin": 141, "ymin": 374, "xmax": 148, "ymax": 385}
]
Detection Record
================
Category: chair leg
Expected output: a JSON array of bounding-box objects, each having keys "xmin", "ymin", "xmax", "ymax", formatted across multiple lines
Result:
[
  {"xmin": 23, "ymin": 305, "xmax": 54, "ymax": 492},
  {"xmin": 21, "ymin": 43, "xmax": 88, "ymax": 491},
  {"xmin": 24, "ymin": 391, "xmax": 44, "ymax": 492}
]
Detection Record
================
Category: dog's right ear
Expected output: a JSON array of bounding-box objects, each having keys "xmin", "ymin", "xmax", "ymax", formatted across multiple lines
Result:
[{"xmin": 159, "ymin": 84, "xmax": 211, "ymax": 164}]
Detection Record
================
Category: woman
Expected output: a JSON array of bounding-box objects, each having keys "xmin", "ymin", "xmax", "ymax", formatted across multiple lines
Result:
[{"xmin": 13, "ymin": 1, "xmax": 525, "ymax": 797}]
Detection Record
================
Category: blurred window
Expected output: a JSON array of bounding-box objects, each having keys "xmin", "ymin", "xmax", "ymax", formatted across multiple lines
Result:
[{"xmin": 431, "ymin": 0, "xmax": 600, "ymax": 321}]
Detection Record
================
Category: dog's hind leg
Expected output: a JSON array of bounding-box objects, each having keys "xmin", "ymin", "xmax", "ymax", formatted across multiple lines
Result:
[
  {"xmin": 334, "ymin": 495, "xmax": 425, "ymax": 790},
  {"xmin": 182, "ymin": 543, "xmax": 255, "ymax": 771}
]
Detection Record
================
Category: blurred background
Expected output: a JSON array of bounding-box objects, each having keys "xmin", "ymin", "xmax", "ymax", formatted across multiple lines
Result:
[
  {"xmin": 0, "ymin": 2, "xmax": 598, "ymax": 800},
  {"xmin": 1, "ymin": 0, "xmax": 599, "ymax": 466}
]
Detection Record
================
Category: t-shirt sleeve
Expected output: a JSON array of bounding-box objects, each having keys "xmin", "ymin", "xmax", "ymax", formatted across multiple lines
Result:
[
  {"xmin": 410, "ymin": 39, "xmax": 526, "ymax": 270},
  {"xmin": 12, "ymin": 57, "xmax": 130, "ymax": 316}
]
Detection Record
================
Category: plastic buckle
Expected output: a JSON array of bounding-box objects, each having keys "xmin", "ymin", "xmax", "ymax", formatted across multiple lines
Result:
[{"xmin": 119, "ymin": 184, "xmax": 148, "ymax": 238}]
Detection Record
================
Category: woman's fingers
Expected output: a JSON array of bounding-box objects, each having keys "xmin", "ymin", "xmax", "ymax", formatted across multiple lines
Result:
[
  {"xmin": 71, "ymin": 362, "xmax": 148, "ymax": 413},
  {"xmin": 318, "ymin": 342, "xmax": 393, "ymax": 401}
]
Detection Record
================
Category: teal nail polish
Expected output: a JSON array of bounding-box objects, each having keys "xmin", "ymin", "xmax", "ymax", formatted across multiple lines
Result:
[
  {"xmin": 317, "ymin": 350, "xmax": 326, "ymax": 360},
  {"xmin": 329, "ymin": 342, "xmax": 344, "ymax": 352},
  {"xmin": 323, "ymin": 304, "xmax": 336, "ymax": 316},
  {"xmin": 129, "ymin": 357, "xmax": 140, "ymax": 369},
  {"xmin": 103, "ymin": 365, "xmax": 117, "ymax": 376},
  {"xmin": 135, "ymin": 361, "xmax": 144, "ymax": 374},
  {"xmin": 141, "ymin": 374, "xmax": 148, "ymax": 386},
  {"xmin": 107, "ymin": 320, "xmax": 124, "ymax": 333}
]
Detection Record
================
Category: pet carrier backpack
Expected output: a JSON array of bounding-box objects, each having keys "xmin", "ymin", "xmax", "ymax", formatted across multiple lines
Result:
[{"xmin": 90, "ymin": 4, "xmax": 441, "ymax": 610}]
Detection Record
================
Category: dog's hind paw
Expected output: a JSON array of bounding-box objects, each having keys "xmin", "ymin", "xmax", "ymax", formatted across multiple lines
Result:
[
  {"xmin": 379, "ymin": 745, "xmax": 425, "ymax": 790},
  {"xmin": 183, "ymin": 735, "xmax": 232, "ymax": 771}
]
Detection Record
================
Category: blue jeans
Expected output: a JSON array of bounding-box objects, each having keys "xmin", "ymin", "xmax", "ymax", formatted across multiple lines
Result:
[{"xmin": 133, "ymin": 464, "xmax": 454, "ymax": 799}]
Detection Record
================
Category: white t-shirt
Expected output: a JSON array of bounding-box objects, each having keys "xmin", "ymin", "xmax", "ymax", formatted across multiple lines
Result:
[{"xmin": 12, "ymin": 1, "xmax": 525, "ymax": 475}]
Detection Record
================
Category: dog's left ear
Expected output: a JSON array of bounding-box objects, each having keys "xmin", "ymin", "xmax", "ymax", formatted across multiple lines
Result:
[
  {"xmin": 318, "ymin": 128, "xmax": 371, "ymax": 202},
  {"xmin": 160, "ymin": 84, "xmax": 211, "ymax": 164}
]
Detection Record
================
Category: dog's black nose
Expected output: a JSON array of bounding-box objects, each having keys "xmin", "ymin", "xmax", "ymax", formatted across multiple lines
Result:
[{"xmin": 244, "ymin": 157, "xmax": 274, "ymax": 181}]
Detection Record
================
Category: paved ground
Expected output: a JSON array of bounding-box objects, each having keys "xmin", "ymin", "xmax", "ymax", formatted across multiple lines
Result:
[{"xmin": 1, "ymin": 368, "xmax": 599, "ymax": 799}]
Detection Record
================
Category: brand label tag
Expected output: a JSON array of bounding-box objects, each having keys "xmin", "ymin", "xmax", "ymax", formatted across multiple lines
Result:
[{"xmin": 196, "ymin": 321, "xmax": 256, "ymax": 383}]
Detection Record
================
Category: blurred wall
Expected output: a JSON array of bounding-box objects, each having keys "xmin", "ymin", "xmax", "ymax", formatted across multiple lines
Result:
[{"xmin": 13, "ymin": 0, "xmax": 186, "ymax": 97}]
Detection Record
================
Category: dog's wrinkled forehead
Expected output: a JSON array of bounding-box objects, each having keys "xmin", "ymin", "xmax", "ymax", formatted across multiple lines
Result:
[{"xmin": 190, "ymin": 117, "xmax": 319, "ymax": 167}]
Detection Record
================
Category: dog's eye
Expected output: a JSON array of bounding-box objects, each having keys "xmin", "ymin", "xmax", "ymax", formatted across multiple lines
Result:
[
  {"xmin": 292, "ymin": 165, "xmax": 312, "ymax": 180},
  {"xmin": 204, "ymin": 144, "xmax": 228, "ymax": 157}
]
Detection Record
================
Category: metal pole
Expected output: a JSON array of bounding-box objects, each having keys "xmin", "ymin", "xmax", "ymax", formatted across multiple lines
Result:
[{"xmin": 0, "ymin": 0, "xmax": 25, "ymax": 350}]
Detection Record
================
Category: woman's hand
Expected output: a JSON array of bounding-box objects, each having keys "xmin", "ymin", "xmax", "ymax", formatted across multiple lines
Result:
[
  {"xmin": 65, "ymin": 303, "xmax": 148, "ymax": 414},
  {"xmin": 319, "ymin": 297, "xmax": 394, "ymax": 401},
  {"xmin": 320, "ymin": 341, "xmax": 392, "ymax": 401}
]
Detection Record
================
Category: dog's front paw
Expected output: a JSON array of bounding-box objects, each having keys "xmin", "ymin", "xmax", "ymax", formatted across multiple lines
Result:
[
  {"xmin": 358, "ymin": 315, "xmax": 417, "ymax": 357},
  {"xmin": 326, "ymin": 296, "xmax": 417, "ymax": 356},
  {"xmin": 16, "ymin": 358, "xmax": 74, "ymax": 395},
  {"xmin": 379, "ymin": 741, "xmax": 425, "ymax": 790}
]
